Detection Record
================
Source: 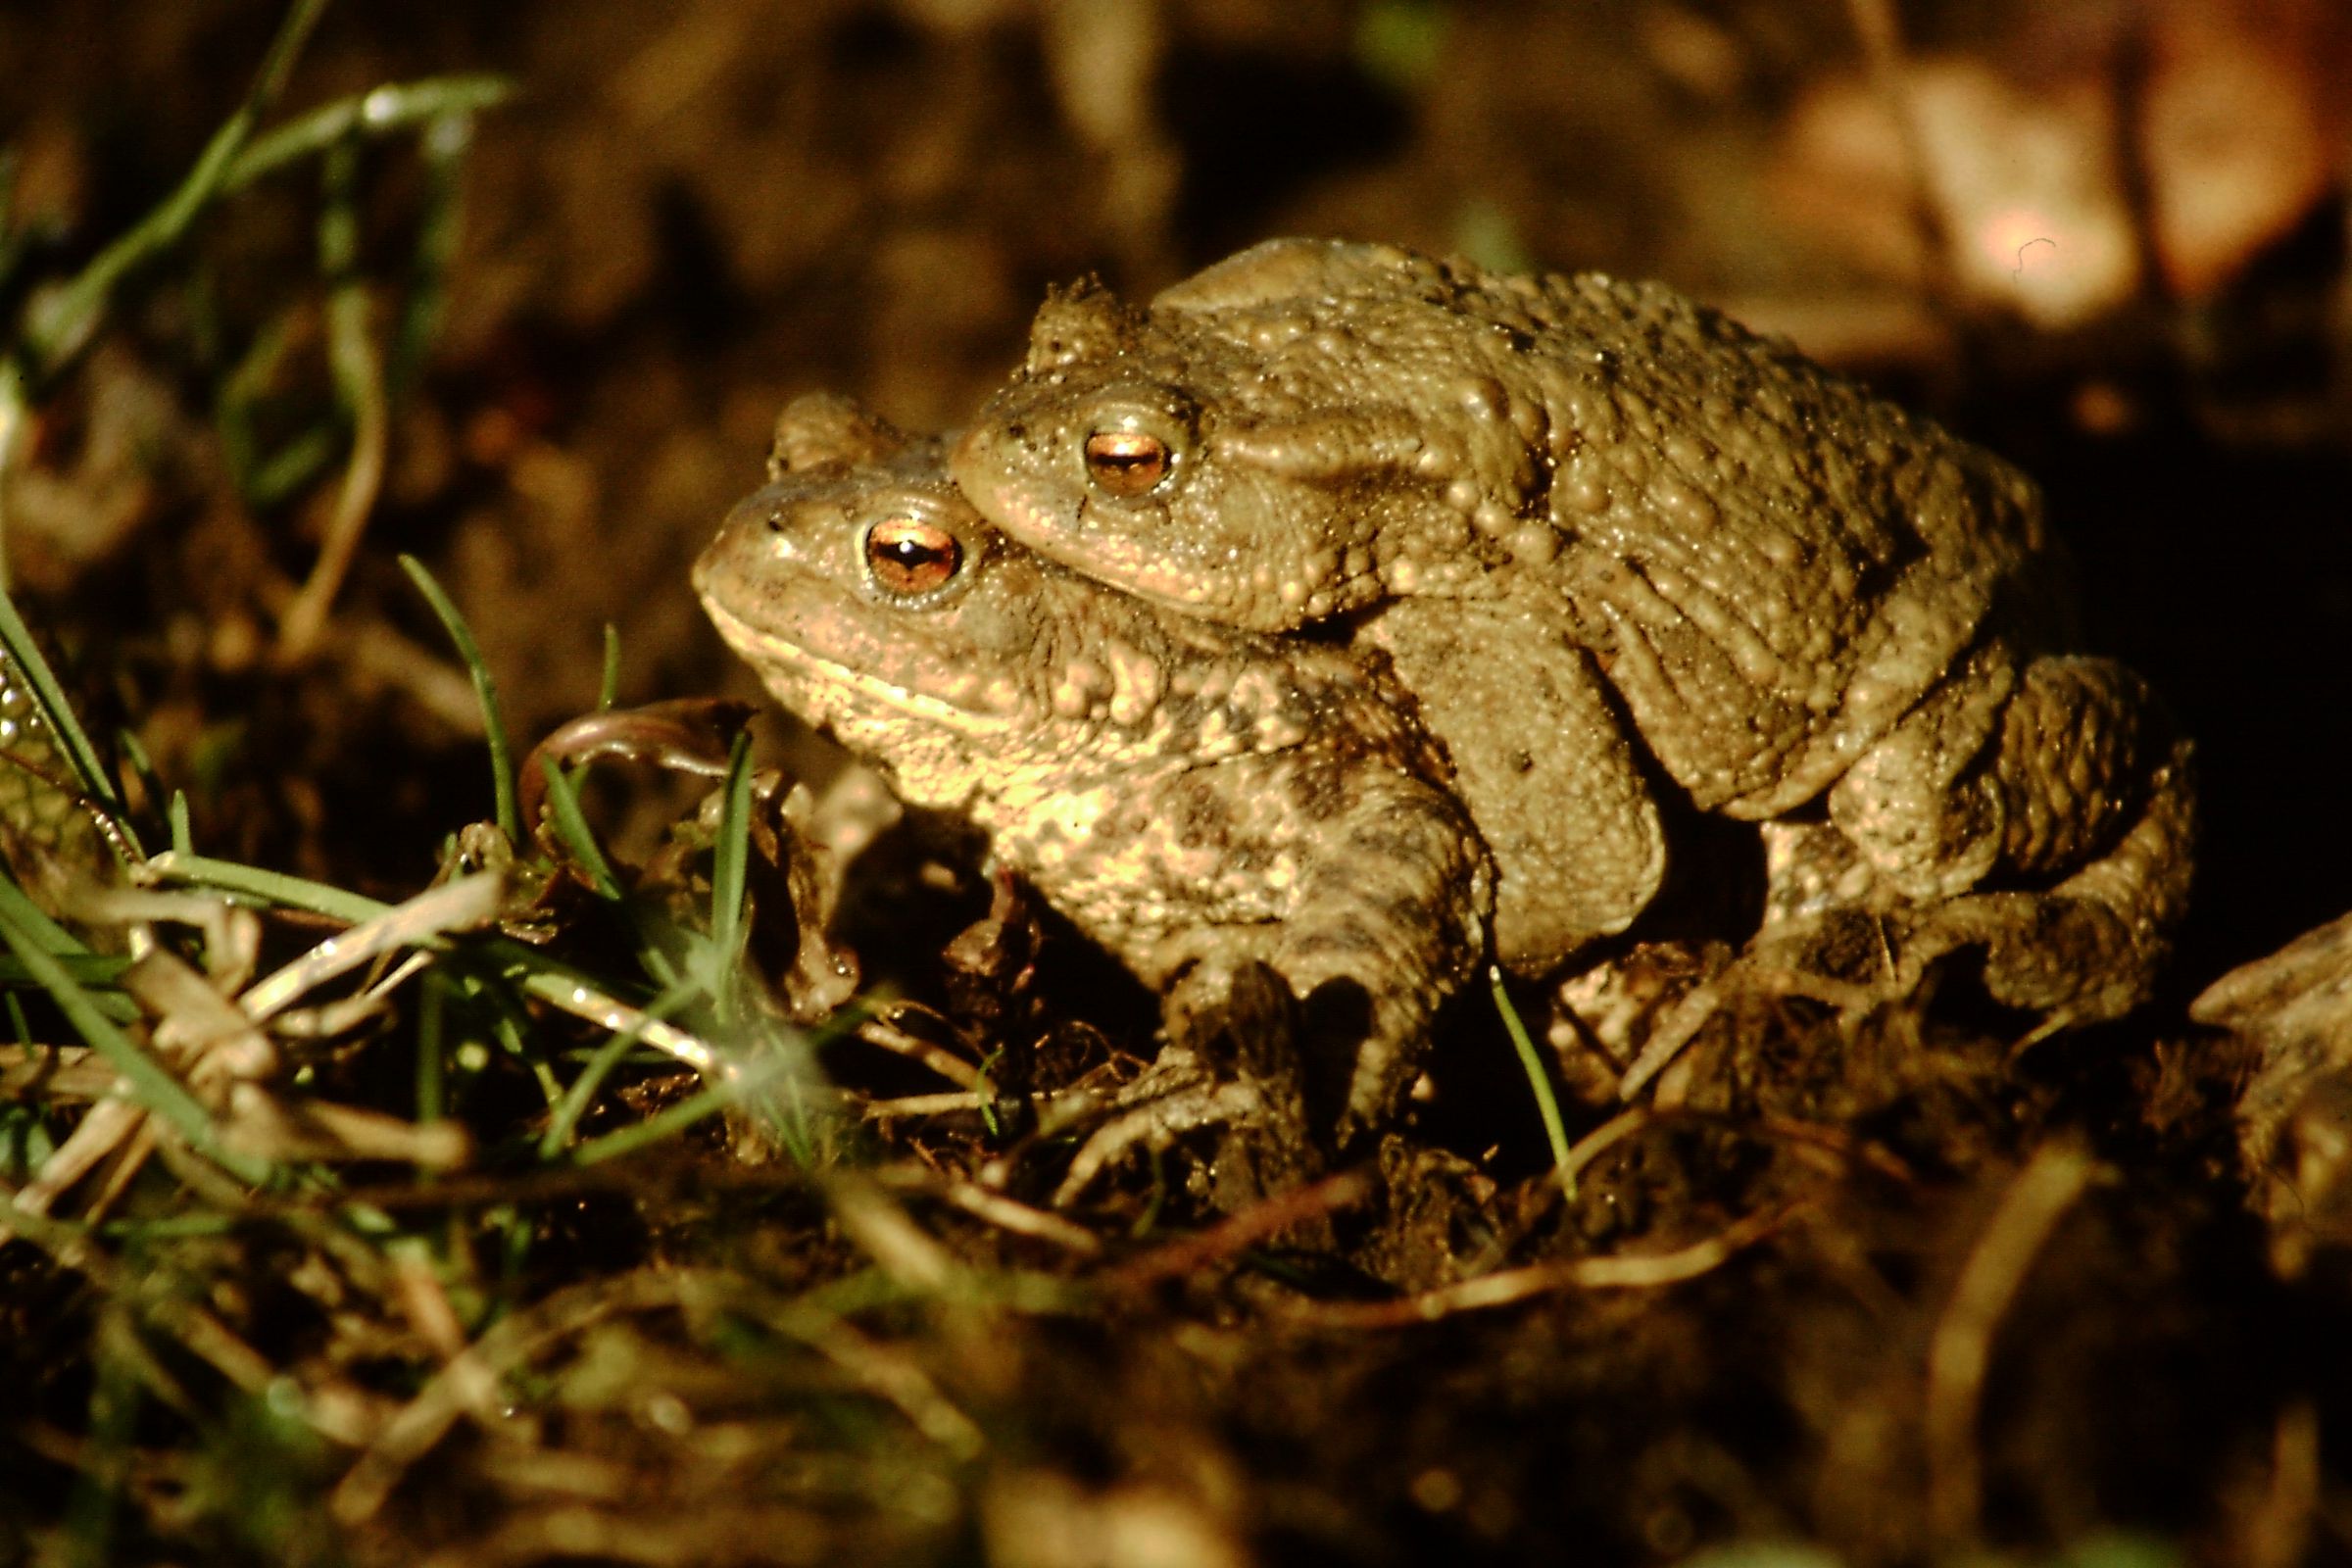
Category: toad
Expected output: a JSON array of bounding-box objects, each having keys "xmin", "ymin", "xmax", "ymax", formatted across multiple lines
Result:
[
  {"xmin": 951, "ymin": 238, "xmax": 2193, "ymax": 1021},
  {"xmin": 695, "ymin": 395, "xmax": 1493, "ymax": 1137}
]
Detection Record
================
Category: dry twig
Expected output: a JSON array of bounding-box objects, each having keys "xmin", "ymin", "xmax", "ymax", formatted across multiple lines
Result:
[
  {"xmin": 1097, "ymin": 1169, "xmax": 1377, "ymax": 1294},
  {"xmin": 1924, "ymin": 1142, "xmax": 2099, "ymax": 1544},
  {"xmin": 1285, "ymin": 1201, "xmax": 1802, "ymax": 1330},
  {"xmin": 875, "ymin": 1164, "xmax": 1102, "ymax": 1256}
]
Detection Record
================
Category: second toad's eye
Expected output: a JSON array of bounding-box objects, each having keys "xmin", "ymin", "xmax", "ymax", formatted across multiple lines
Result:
[
  {"xmin": 863, "ymin": 515, "xmax": 962, "ymax": 596},
  {"xmin": 1083, "ymin": 428, "xmax": 1171, "ymax": 497}
]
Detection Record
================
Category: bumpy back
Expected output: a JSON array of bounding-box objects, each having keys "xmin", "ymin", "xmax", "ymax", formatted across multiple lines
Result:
[{"xmin": 1150, "ymin": 240, "xmax": 2059, "ymax": 814}]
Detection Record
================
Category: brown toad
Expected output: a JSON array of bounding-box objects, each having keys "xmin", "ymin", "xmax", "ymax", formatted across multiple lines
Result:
[
  {"xmin": 695, "ymin": 396, "xmax": 1492, "ymax": 1135},
  {"xmin": 951, "ymin": 238, "xmax": 2193, "ymax": 1020}
]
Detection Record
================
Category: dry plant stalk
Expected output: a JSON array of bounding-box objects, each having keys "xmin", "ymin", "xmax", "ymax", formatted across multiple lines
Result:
[{"xmin": 1924, "ymin": 1141, "xmax": 2099, "ymax": 1544}]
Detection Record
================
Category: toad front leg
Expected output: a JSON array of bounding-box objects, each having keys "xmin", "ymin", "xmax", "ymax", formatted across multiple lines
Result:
[
  {"xmin": 1230, "ymin": 767, "xmax": 1493, "ymax": 1136},
  {"xmin": 1057, "ymin": 765, "xmax": 1493, "ymax": 1201}
]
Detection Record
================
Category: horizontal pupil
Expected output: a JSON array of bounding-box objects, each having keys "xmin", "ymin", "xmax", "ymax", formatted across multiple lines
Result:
[{"xmin": 867, "ymin": 519, "xmax": 956, "ymax": 591}]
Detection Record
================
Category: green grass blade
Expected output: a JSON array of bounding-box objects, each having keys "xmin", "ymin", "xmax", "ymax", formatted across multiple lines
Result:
[
  {"xmin": 535, "ymin": 758, "xmax": 622, "ymax": 900},
  {"xmin": 478, "ymin": 938, "xmax": 722, "ymax": 1078},
  {"xmin": 416, "ymin": 970, "xmax": 448, "ymax": 1123},
  {"xmin": 1492, "ymin": 965, "xmax": 1576, "ymax": 1202},
  {"xmin": 488, "ymin": 1001, "xmax": 563, "ymax": 1107},
  {"xmin": 245, "ymin": 423, "xmax": 340, "ymax": 510},
  {"xmin": 214, "ymin": 311, "xmax": 295, "ymax": 497},
  {"xmin": 707, "ymin": 730, "xmax": 755, "ymax": 992},
  {"xmin": 0, "ymin": 588, "xmax": 129, "ymax": 827},
  {"xmin": 567, "ymin": 1077, "xmax": 739, "ymax": 1166},
  {"xmin": 0, "ymin": 894, "xmax": 271, "ymax": 1187},
  {"xmin": 0, "ymin": 855, "xmax": 86, "ymax": 954},
  {"xmin": 221, "ymin": 74, "xmax": 514, "ymax": 200},
  {"xmin": 17, "ymin": 0, "xmax": 333, "ymax": 379},
  {"xmin": 0, "ymin": 952, "xmax": 131, "ymax": 987},
  {"xmin": 538, "ymin": 976, "xmax": 702, "ymax": 1160},
  {"xmin": 388, "ymin": 104, "xmax": 482, "ymax": 403},
  {"xmin": 531, "ymin": 759, "xmax": 696, "ymax": 993},
  {"xmin": 399, "ymin": 555, "xmax": 519, "ymax": 844},
  {"xmin": 148, "ymin": 851, "xmax": 390, "ymax": 925},
  {"xmin": 113, "ymin": 728, "xmax": 165, "ymax": 835},
  {"xmin": 0, "ymin": 870, "xmax": 135, "ymax": 1018},
  {"xmin": 597, "ymin": 625, "xmax": 621, "ymax": 711}
]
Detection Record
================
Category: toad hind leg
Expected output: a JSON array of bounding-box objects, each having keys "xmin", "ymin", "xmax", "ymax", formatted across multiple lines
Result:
[
  {"xmin": 1946, "ymin": 726, "xmax": 2195, "ymax": 1025},
  {"xmin": 1829, "ymin": 651, "xmax": 2191, "ymax": 1021},
  {"xmin": 1619, "ymin": 670, "xmax": 2189, "ymax": 1102}
]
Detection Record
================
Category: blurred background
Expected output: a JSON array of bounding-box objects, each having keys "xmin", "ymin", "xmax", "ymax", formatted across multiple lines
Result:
[{"xmin": 0, "ymin": 0, "xmax": 2346, "ymax": 980}]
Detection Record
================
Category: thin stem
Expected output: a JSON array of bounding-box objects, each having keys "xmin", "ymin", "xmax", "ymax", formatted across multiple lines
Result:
[
  {"xmin": 222, "ymin": 75, "xmax": 510, "ymax": 201},
  {"xmin": 276, "ymin": 138, "xmax": 389, "ymax": 661},
  {"xmin": 399, "ymin": 556, "xmax": 520, "ymax": 845},
  {"xmin": 1492, "ymin": 966, "xmax": 1576, "ymax": 1202},
  {"xmin": 17, "ymin": 0, "xmax": 335, "ymax": 380}
]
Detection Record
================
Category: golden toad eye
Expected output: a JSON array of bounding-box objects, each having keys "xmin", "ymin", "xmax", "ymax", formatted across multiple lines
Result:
[
  {"xmin": 863, "ymin": 515, "xmax": 962, "ymax": 596},
  {"xmin": 1083, "ymin": 428, "xmax": 1171, "ymax": 497}
]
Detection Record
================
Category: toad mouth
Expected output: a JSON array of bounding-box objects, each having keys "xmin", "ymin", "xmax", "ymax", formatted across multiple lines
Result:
[
  {"xmin": 701, "ymin": 596, "xmax": 1017, "ymax": 736},
  {"xmin": 985, "ymin": 482, "xmax": 1213, "ymax": 612}
]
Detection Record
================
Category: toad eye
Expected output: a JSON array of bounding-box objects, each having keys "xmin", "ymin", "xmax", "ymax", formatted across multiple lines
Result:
[
  {"xmin": 862, "ymin": 515, "xmax": 962, "ymax": 596},
  {"xmin": 1083, "ymin": 428, "xmax": 1171, "ymax": 497}
]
